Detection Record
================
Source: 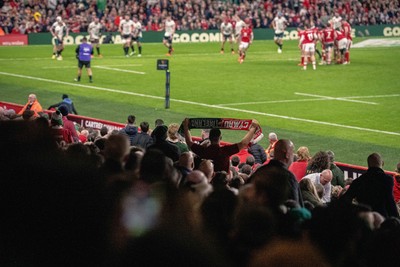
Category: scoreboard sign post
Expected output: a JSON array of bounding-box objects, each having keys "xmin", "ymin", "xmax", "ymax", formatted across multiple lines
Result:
[{"xmin": 157, "ymin": 59, "xmax": 170, "ymax": 109}]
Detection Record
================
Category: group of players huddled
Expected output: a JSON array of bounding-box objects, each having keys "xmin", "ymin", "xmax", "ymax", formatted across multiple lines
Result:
[
  {"xmin": 297, "ymin": 13, "xmax": 352, "ymax": 70},
  {"xmin": 220, "ymin": 12, "xmax": 352, "ymax": 68}
]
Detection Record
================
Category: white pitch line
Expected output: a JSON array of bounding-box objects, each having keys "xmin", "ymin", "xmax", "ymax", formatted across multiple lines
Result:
[
  {"xmin": 344, "ymin": 94, "xmax": 400, "ymax": 99},
  {"xmin": 42, "ymin": 64, "xmax": 143, "ymax": 69},
  {"xmin": 95, "ymin": 66, "xmax": 145, "ymax": 75},
  {"xmin": 0, "ymin": 71, "xmax": 399, "ymax": 136},
  {"xmin": 42, "ymin": 66, "xmax": 77, "ymax": 69},
  {"xmin": 217, "ymin": 98, "xmax": 328, "ymax": 106},
  {"xmin": 295, "ymin": 92, "xmax": 378, "ymax": 105},
  {"xmin": 217, "ymin": 93, "xmax": 398, "ymax": 107}
]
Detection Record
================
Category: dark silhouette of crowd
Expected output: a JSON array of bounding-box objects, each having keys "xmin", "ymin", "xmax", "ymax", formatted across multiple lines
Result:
[
  {"xmin": 1, "ymin": 0, "xmax": 399, "ymax": 35},
  {"xmin": 1, "ymin": 102, "xmax": 400, "ymax": 267}
]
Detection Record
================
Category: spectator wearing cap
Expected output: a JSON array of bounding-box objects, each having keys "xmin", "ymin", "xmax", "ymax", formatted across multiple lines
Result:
[
  {"xmin": 48, "ymin": 94, "xmax": 78, "ymax": 115},
  {"xmin": 58, "ymin": 105, "xmax": 79, "ymax": 143},
  {"xmin": 183, "ymin": 118, "xmax": 260, "ymax": 175},
  {"xmin": 49, "ymin": 109, "xmax": 72, "ymax": 145},
  {"xmin": 119, "ymin": 115, "xmax": 138, "ymax": 146},
  {"xmin": 148, "ymin": 124, "xmax": 180, "ymax": 162}
]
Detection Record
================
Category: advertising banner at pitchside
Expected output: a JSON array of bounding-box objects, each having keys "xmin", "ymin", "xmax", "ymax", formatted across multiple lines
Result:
[
  {"xmin": 0, "ymin": 34, "xmax": 28, "ymax": 46},
  {"xmin": 28, "ymin": 24, "xmax": 400, "ymax": 45}
]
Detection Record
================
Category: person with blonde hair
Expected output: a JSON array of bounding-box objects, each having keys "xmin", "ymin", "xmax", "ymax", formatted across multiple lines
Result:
[
  {"xmin": 289, "ymin": 146, "xmax": 311, "ymax": 181},
  {"xmin": 299, "ymin": 178, "xmax": 323, "ymax": 207},
  {"xmin": 167, "ymin": 123, "xmax": 189, "ymax": 153}
]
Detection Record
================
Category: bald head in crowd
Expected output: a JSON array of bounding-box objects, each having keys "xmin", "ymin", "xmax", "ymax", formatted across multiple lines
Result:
[
  {"xmin": 367, "ymin": 153, "xmax": 384, "ymax": 168},
  {"xmin": 178, "ymin": 152, "xmax": 194, "ymax": 170},
  {"xmin": 320, "ymin": 169, "xmax": 333, "ymax": 185},
  {"xmin": 273, "ymin": 139, "xmax": 295, "ymax": 167}
]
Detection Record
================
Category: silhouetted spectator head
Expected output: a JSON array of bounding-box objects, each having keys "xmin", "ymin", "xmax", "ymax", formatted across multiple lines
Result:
[
  {"xmin": 249, "ymin": 239, "xmax": 330, "ymax": 267},
  {"xmin": 367, "ymin": 153, "xmax": 383, "ymax": 168},
  {"xmin": 151, "ymin": 125, "xmax": 168, "ymax": 142},
  {"xmin": 140, "ymin": 121, "xmax": 150, "ymax": 133},
  {"xmin": 155, "ymin": 118, "xmax": 164, "ymax": 127},
  {"xmin": 94, "ymin": 137, "xmax": 106, "ymax": 151},
  {"xmin": 251, "ymin": 164, "xmax": 290, "ymax": 209},
  {"xmin": 246, "ymin": 155, "xmax": 255, "ymax": 166},
  {"xmin": 22, "ymin": 110, "xmax": 35, "ymax": 121},
  {"xmin": 140, "ymin": 149, "xmax": 168, "ymax": 184},
  {"xmin": 62, "ymin": 94, "xmax": 68, "ymax": 99},
  {"xmin": 240, "ymin": 164, "xmax": 252, "ymax": 175},
  {"xmin": 58, "ymin": 105, "xmax": 69, "ymax": 116},
  {"xmin": 100, "ymin": 126, "xmax": 108, "ymax": 137},
  {"xmin": 127, "ymin": 115, "xmax": 136, "ymax": 124},
  {"xmin": 209, "ymin": 128, "xmax": 222, "ymax": 143},
  {"xmin": 231, "ymin": 155, "xmax": 240, "ymax": 167},
  {"xmin": 103, "ymin": 134, "xmax": 130, "ymax": 162}
]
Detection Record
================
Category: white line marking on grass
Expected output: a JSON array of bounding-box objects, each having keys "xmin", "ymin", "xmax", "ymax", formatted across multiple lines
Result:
[
  {"xmin": 97, "ymin": 64, "xmax": 143, "ymax": 67},
  {"xmin": 42, "ymin": 64, "xmax": 143, "ymax": 69},
  {"xmin": 0, "ymin": 71, "xmax": 159, "ymax": 99},
  {"xmin": 295, "ymin": 92, "xmax": 378, "ymax": 105},
  {"xmin": 95, "ymin": 66, "xmax": 145, "ymax": 75},
  {"xmin": 217, "ymin": 98, "xmax": 327, "ymax": 106},
  {"xmin": 344, "ymin": 94, "xmax": 400, "ymax": 99},
  {"xmin": 42, "ymin": 66, "xmax": 77, "ymax": 69},
  {"xmin": 0, "ymin": 71, "xmax": 399, "ymax": 136}
]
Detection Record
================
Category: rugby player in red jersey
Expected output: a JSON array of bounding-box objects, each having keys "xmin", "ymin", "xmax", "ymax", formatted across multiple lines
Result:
[
  {"xmin": 238, "ymin": 19, "xmax": 254, "ymax": 64},
  {"xmin": 299, "ymin": 22, "xmax": 318, "ymax": 70},
  {"xmin": 334, "ymin": 26, "xmax": 348, "ymax": 64},
  {"xmin": 322, "ymin": 23, "xmax": 335, "ymax": 65},
  {"xmin": 297, "ymin": 27, "xmax": 306, "ymax": 66},
  {"xmin": 341, "ymin": 19, "xmax": 352, "ymax": 64}
]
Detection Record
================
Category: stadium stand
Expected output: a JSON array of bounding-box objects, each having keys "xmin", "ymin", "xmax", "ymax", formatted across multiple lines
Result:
[
  {"xmin": 1, "ymin": 0, "xmax": 400, "ymax": 34},
  {"xmin": 2, "ymin": 99, "xmax": 400, "ymax": 267}
]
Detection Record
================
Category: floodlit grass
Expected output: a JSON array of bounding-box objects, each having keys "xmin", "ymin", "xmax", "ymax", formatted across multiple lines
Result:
[{"xmin": 0, "ymin": 39, "xmax": 399, "ymax": 169}]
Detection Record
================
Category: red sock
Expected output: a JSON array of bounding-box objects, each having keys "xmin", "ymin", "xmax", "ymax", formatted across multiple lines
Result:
[
  {"xmin": 301, "ymin": 56, "xmax": 304, "ymax": 64},
  {"xmin": 345, "ymin": 52, "xmax": 349, "ymax": 62}
]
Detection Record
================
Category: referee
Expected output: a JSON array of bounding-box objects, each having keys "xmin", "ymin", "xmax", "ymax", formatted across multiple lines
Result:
[{"xmin": 75, "ymin": 37, "xmax": 93, "ymax": 83}]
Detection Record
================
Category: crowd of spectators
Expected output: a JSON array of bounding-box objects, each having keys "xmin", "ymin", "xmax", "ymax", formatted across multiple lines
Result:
[
  {"xmin": 2, "ymin": 92, "xmax": 400, "ymax": 266},
  {"xmin": 1, "ymin": 0, "xmax": 399, "ymax": 35}
]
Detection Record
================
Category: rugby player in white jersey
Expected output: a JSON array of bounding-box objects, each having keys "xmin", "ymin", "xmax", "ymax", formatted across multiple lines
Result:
[
  {"xmin": 234, "ymin": 15, "xmax": 245, "ymax": 46},
  {"xmin": 119, "ymin": 14, "xmax": 134, "ymax": 57},
  {"xmin": 272, "ymin": 11, "xmax": 288, "ymax": 53},
  {"xmin": 163, "ymin": 15, "xmax": 176, "ymax": 56},
  {"xmin": 50, "ymin": 16, "xmax": 69, "ymax": 60},
  {"xmin": 220, "ymin": 17, "xmax": 234, "ymax": 54},
  {"xmin": 130, "ymin": 16, "xmax": 143, "ymax": 57},
  {"xmin": 88, "ymin": 17, "xmax": 103, "ymax": 58}
]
